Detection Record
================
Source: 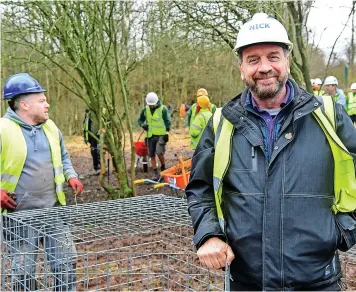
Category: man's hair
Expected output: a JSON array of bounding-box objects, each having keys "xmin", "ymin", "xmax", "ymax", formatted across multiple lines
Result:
[
  {"xmin": 237, "ymin": 44, "xmax": 290, "ymax": 64},
  {"xmin": 8, "ymin": 94, "xmax": 29, "ymax": 112}
]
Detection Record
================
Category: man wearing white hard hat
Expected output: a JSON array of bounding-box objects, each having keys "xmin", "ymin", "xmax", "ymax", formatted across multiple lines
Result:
[
  {"xmin": 347, "ymin": 82, "xmax": 356, "ymax": 124},
  {"xmin": 137, "ymin": 92, "xmax": 171, "ymax": 181},
  {"xmin": 323, "ymin": 76, "xmax": 347, "ymax": 108},
  {"xmin": 186, "ymin": 12, "xmax": 356, "ymax": 291},
  {"xmin": 312, "ymin": 78, "xmax": 323, "ymax": 96}
]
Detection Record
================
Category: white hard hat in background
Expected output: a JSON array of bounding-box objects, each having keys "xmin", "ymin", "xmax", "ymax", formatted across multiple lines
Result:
[
  {"xmin": 314, "ymin": 78, "xmax": 322, "ymax": 85},
  {"xmin": 145, "ymin": 92, "xmax": 159, "ymax": 105},
  {"xmin": 234, "ymin": 13, "xmax": 293, "ymax": 53},
  {"xmin": 350, "ymin": 83, "xmax": 356, "ymax": 90},
  {"xmin": 324, "ymin": 76, "xmax": 338, "ymax": 86}
]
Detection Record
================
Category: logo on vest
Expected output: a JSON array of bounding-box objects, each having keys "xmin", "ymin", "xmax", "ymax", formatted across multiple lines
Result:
[{"xmin": 249, "ymin": 23, "xmax": 271, "ymax": 30}]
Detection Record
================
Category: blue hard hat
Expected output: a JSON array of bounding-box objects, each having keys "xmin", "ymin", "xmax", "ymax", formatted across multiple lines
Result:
[{"xmin": 3, "ymin": 73, "xmax": 47, "ymax": 100}]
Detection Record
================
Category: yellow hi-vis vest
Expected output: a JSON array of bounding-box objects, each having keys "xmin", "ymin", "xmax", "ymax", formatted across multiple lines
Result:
[
  {"xmin": 0, "ymin": 118, "xmax": 66, "ymax": 213},
  {"xmin": 146, "ymin": 105, "xmax": 166, "ymax": 138},
  {"xmin": 189, "ymin": 103, "xmax": 217, "ymax": 126},
  {"xmin": 347, "ymin": 92, "xmax": 356, "ymax": 116},
  {"xmin": 189, "ymin": 109, "xmax": 213, "ymax": 149},
  {"xmin": 212, "ymin": 97, "xmax": 356, "ymax": 230}
]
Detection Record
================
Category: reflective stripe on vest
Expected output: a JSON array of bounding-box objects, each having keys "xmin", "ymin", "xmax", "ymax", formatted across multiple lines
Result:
[
  {"xmin": 348, "ymin": 92, "xmax": 356, "ymax": 116},
  {"xmin": 0, "ymin": 118, "xmax": 66, "ymax": 212},
  {"xmin": 213, "ymin": 98, "xmax": 356, "ymax": 225},
  {"xmin": 146, "ymin": 105, "xmax": 166, "ymax": 138}
]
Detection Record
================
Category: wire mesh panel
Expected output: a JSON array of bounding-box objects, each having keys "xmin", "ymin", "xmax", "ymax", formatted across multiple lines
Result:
[
  {"xmin": 2, "ymin": 194, "xmax": 356, "ymax": 291},
  {"xmin": 1, "ymin": 195, "xmax": 224, "ymax": 291},
  {"xmin": 340, "ymin": 247, "xmax": 356, "ymax": 290}
]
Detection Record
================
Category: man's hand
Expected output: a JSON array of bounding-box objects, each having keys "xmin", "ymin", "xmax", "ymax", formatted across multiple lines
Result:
[
  {"xmin": 197, "ymin": 237, "xmax": 235, "ymax": 270},
  {"xmin": 68, "ymin": 178, "xmax": 84, "ymax": 195},
  {"xmin": 142, "ymin": 125, "xmax": 149, "ymax": 131},
  {"xmin": 0, "ymin": 190, "xmax": 17, "ymax": 210}
]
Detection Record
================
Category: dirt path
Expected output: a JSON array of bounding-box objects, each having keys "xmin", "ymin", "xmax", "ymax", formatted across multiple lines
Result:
[{"xmin": 64, "ymin": 129, "xmax": 194, "ymax": 205}]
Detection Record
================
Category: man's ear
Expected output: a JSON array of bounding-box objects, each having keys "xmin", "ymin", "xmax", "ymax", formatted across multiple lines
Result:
[
  {"xmin": 240, "ymin": 69, "xmax": 245, "ymax": 81},
  {"xmin": 239, "ymin": 62, "xmax": 245, "ymax": 81},
  {"xmin": 19, "ymin": 99, "xmax": 29, "ymax": 111},
  {"xmin": 286, "ymin": 56, "xmax": 291, "ymax": 74}
]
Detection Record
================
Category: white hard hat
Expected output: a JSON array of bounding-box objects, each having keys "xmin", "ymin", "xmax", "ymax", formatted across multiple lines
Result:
[
  {"xmin": 324, "ymin": 76, "xmax": 338, "ymax": 86},
  {"xmin": 145, "ymin": 92, "xmax": 159, "ymax": 105},
  {"xmin": 350, "ymin": 83, "xmax": 356, "ymax": 90},
  {"xmin": 234, "ymin": 13, "xmax": 293, "ymax": 53},
  {"xmin": 314, "ymin": 78, "xmax": 322, "ymax": 85}
]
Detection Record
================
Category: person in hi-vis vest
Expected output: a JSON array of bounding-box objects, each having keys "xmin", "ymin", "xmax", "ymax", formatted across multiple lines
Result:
[
  {"xmin": 186, "ymin": 12, "xmax": 356, "ymax": 291},
  {"xmin": 323, "ymin": 76, "xmax": 347, "ymax": 108},
  {"xmin": 189, "ymin": 95, "xmax": 213, "ymax": 150},
  {"xmin": 137, "ymin": 92, "xmax": 171, "ymax": 181},
  {"xmin": 347, "ymin": 83, "xmax": 356, "ymax": 125},
  {"xmin": 186, "ymin": 88, "xmax": 216, "ymax": 127},
  {"xmin": 0, "ymin": 73, "xmax": 84, "ymax": 291},
  {"xmin": 312, "ymin": 78, "xmax": 324, "ymax": 96}
]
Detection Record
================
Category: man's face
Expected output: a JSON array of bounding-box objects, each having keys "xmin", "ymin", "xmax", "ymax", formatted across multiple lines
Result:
[
  {"xmin": 21, "ymin": 92, "xmax": 50, "ymax": 124},
  {"xmin": 149, "ymin": 104, "xmax": 157, "ymax": 109},
  {"xmin": 239, "ymin": 44, "xmax": 290, "ymax": 100},
  {"xmin": 323, "ymin": 84, "xmax": 336, "ymax": 95}
]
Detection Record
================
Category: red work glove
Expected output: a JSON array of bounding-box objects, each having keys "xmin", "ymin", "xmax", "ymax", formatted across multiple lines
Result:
[
  {"xmin": 1, "ymin": 190, "xmax": 17, "ymax": 210},
  {"xmin": 68, "ymin": 178, "xmax": 84, "ymax": 195}
]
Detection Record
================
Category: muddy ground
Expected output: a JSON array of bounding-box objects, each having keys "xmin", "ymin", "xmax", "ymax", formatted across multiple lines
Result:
[{"xmin": 64, "ymin": 128, "xmax": 194, "ymax": 205}]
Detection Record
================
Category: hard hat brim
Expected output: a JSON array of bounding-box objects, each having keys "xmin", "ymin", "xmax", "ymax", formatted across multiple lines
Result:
[
  {"xmin": 4, "ymin": 88, "xmax": 47, "ymax": 100},
  {"xmin": 235, "ymin": 41, "xmax": 292, "ymax": 54}
]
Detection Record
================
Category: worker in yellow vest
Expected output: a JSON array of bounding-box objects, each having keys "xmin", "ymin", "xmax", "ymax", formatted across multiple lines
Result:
[
  {"xmin": 347, "ymin": 83, "xmax": 356, "ymax": 125},
  {"xmin": 186, "ymin": 88, "xmax": 216, "ymax": 127},
  {"xmin": 312, "ymin": 78, "xmax": 324, "ymax": 96},
  {"xmin": 137, "ymin": 92, "xmax": 171, "ymax": 181},
  {"xmin": 323, "ymin": 76, "xmax": 347, "ymax": 108},
  {"xmin": 186, "ymin": 12, "xmax": 356, "ymax": 291},
  {"xmin": 0, "ymin": 73, "xmax": 84, "ymax": 290},
  {"xmin": 189, "ymin": 96, "xmax": 213, "ymax": 150}
]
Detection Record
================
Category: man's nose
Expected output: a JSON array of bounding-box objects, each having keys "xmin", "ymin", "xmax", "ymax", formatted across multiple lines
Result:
[{"xmin": 257, "ymin": 58, "xmax": 273, "ymax": 73}]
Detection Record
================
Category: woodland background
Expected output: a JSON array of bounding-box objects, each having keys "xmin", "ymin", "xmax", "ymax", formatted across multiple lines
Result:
[{"xmin": 1, "ymin": 1, "xmax": 356, "ymax": 197}]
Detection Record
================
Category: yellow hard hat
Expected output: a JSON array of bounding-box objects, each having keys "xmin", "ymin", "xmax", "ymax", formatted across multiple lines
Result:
[
  {"xmin": 196, "ymin": 88, "xmax": 208, "ymax": 97},
  {"xmin": 197, "ymin": 96, "xmax": 210, "ymax": 108}
]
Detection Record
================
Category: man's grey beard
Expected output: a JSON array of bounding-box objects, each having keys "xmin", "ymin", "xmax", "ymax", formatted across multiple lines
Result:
[{"xmin": 246, "ymin": 75, "xmax": 288, "ymax": 100}]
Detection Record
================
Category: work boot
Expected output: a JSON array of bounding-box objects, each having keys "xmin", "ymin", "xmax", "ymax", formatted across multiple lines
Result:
[
  {"xmin": 152, "ymin": 169, "xmax": 161, "ymax": 182},
  {"xmin": 161, "ymin": 164, "xmax": 166, "ymax": 171},
  {"xmin": 152, "ymin": 174, "xmax": 162, "ymax": 182}
]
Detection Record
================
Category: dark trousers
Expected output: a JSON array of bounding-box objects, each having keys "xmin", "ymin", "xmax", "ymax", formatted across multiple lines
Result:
[{"xmin": 89, "ymin": 136, "xmax": 100, "ymax": 171}]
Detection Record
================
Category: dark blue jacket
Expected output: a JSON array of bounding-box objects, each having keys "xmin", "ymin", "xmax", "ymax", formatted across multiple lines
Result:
[{"xmin": 186, "ymin": 79, "xmax": 356, "ymax": 290}]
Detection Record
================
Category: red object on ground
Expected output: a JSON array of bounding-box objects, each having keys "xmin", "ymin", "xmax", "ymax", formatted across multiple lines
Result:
[{"xmin": 134, "ymin": 141, "xmax": 148, "ymax": 157}]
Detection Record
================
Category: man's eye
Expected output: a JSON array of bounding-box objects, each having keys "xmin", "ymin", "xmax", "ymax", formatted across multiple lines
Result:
[
  {"xmin": 248, "ymin": 59, "xmax": 258, "ymax": 64},
  {"xmin": 270, "ymin": 56, "xmax": 279, "ymax": 61}
]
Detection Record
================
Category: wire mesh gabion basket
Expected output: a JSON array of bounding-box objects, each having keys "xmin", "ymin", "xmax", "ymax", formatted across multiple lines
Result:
[
  {"xmin": 0, "ymin": 195, "xmax": 223, "ymax": 291},
  {"xmin": 1, "ymin": 194, "xmax": 356, "ymax": 291}
]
